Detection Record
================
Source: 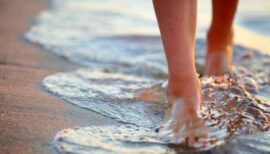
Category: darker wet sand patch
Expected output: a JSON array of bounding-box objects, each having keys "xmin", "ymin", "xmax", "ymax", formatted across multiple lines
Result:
[{"xmin": 0, "ymin": 0, "xmax": 118, "ymax": 153}]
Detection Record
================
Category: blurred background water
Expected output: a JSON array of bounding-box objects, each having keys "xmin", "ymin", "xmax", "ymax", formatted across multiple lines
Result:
[
  {"xmin": 26, "ymin": 0, "xmax": 270, "ymax": 57},
  {"xmin": 199, "ymin": 0, "xmax": 270, "ymax": 54}
]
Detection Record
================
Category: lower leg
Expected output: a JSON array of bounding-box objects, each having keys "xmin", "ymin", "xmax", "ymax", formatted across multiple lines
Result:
[
  {"xmin": 153, "ymin": 0, "xmax": 199, "ymax": 110},
  {"xmin": 153, "ymin": 0, "xmax": 208, "ymax": 146},
  {"xmin": 206, "ymin": 0, "xmax": 239, "ymax": 76}
]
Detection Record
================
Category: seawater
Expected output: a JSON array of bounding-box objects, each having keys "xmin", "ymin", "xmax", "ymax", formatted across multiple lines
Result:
[
  {"xmin": 25, "ymin": 0, "xmax": 270, "ymax": 153},
  {"xmin": 44, "ymin": 42, "xmax": 270, "ymax": 153}
]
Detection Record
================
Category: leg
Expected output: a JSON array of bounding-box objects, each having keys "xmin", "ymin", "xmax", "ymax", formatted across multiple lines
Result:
[
  {"xmin": 153, "ymin": 0, "xmax": 208, "ymax": 147},
  {"xmin": 206, "ymin": 0, "xmax": 239, "ymax": 76}
]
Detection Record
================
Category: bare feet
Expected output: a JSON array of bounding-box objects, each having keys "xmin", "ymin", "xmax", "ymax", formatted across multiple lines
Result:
[
  {"xmin": 205, "ymin": 48, "xmax": 233, "ymax": 76},
  {"xmin": 205, "ymin": 29, "xmax": 234, "ymax": 76},
  {"xmin": 159, "ymin": 73, "xmax": 209, "ymax": 147}
]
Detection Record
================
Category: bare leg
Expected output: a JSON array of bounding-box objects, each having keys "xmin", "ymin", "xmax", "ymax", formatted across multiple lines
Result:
[
  {"xmin": 206, "ymin": 0, "xmax": 239, "ymax": 76},
  {"xmin": 153, "ymin": 0, "xmax": 208, "ymax": 147}
]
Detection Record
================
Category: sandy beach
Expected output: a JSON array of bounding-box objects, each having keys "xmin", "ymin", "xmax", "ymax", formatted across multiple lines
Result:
[
  {"xmin": 0, "ymin": 0, "xmax": 117, "ymax": 153},
  {"xmin": 1, "ymin": 0, "xmax": 269, "ymax": 153}
]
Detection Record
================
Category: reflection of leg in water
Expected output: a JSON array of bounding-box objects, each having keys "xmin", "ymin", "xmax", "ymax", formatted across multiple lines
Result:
[
  {"xmin": 206, "ymin": 0, "xmax": 239, "ymax": 76},
  {"xmin": 153, "ymin": 0, "xmax": 209, "ymax": 147}
]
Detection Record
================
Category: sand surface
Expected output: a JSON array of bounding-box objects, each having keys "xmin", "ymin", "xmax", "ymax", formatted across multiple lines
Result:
[{"xmin": 0, "ymin": 0, "xmax": 117, "ymax": 153}]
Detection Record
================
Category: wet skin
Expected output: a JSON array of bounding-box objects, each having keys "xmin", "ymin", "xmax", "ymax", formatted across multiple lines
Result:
[{"xmin": 153, "ymin": 0, "xmax": 238, "ymax": 147}]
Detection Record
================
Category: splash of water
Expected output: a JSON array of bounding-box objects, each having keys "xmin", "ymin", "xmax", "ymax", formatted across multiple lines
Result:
[{"xmin": 48, "ymin": 68, "xmax": 269, "ymax": 153}]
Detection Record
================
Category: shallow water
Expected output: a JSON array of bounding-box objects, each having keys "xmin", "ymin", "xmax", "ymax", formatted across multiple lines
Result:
[
  {"xmin": 24, "ymin": 0, "xmax": 270, "ymax": 153},
  {"xmin": 49, "ymin": 71, "xmax": 270, "ymax": 153},
  {"xmin": 43, "ymin": 39, "xmax": 270, "ymax": 153}
]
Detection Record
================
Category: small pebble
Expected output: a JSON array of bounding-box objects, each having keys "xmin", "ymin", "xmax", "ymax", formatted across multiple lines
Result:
[
  {"xmin": 154, "ymin": 127, "xmax": 159, "ymax": 133},
  {"xmin": 57, "ymin": 136, "xmax": 64, "ymax": 141},
  {"xmin": 242, "ymin": 52, "xmax": 253, "ymax": 59},
  {"xmin": 61, "ymin": 144, "xmax": 66, "ymax": 149}
]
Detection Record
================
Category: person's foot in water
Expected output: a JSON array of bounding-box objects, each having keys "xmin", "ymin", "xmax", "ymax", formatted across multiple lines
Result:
[
  {"xmin": 205, "ymin": 29, "xmax": 234, "ymax": 76},
  {"xmin": 153, "ymin": 0, "xmax": 209, "ymax": 147},
  {"xmin": 159, "ymin": 72, "xmax": 209, "ymax": 147},
  {"xmin": 153, "ymin": 0, "xmax": 238, "ymax": 147},
  {"xmin": 205, "ymin": 0, "xmax": 238, "ymax": 76}
]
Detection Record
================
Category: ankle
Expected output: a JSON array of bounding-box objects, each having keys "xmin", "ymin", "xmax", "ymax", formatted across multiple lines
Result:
[
  {"xmin": 167, "ymin": 73, "xmax": 200, "ymax": 93},
  {"xmin": 167, "ymin": 73, "xmax": 201, "ymax": 105},
  {"xmin": 168, "ymin": 69, "xmax": 198, "ymax": 83}
]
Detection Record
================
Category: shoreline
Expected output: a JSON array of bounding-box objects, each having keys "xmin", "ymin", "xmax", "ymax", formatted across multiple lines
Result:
[
  {"xmin": 234, "ymin": 25, "xmax": 270, "ymax": 55},
  {"xmin": 1, "ymin": 0, "xmax": 269, "ymax": 153},
  {"xmin": 0, "ymin": 0, "xmax": 117, "ymax": 153}
]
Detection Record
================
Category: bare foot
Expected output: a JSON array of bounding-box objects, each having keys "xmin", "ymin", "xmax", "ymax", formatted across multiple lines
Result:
[
  {"xmin": 205, "ymin": 29, "xmax": 234, "ymax": 76},
  {"xmin": 159, "ymin": 74, "xmax": 209, "ymax": 147},
  {"xmin": 205, "ymin": 49, "xmax": 233, "ymax": 76}
]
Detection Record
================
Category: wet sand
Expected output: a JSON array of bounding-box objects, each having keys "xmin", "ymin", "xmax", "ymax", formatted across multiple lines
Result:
[
  {"xmin": 0, "ymin": 0, "xmax": 117, "ymax": 153},
  {"xmin": 1, "ymin": 0, "xmax": 269, "ymax": 153}
]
